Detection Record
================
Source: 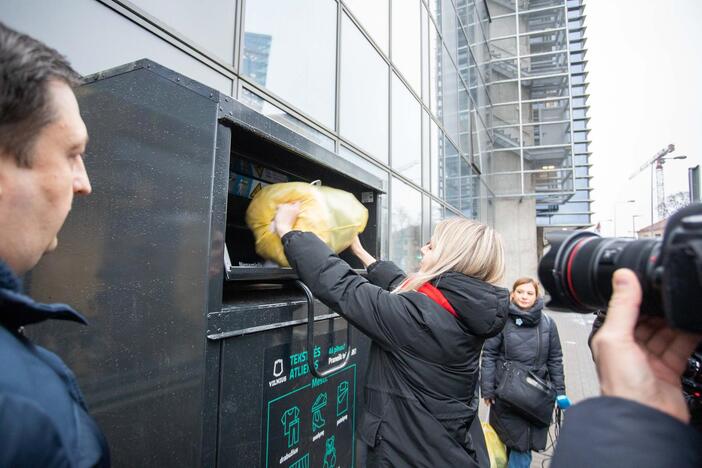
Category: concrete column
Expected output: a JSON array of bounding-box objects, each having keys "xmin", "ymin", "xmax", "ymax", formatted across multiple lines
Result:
[{"xmin": 493, "ymin": 197, "xmax": 538, "ymax": 289}]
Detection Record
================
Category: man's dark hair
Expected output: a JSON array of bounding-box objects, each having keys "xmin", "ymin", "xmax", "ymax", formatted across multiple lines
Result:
[{"xmin": 0, "ymin": 22, "xmax": 81, "ymax": 167}]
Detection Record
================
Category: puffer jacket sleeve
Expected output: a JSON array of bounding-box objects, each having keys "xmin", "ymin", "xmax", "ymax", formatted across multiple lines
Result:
[
  {"xmin": 546, "ymin": 318, "xmax": 566, "ymax": 394},
  {"xmin": 480, "ymin": 332, "xmax": 504, "ymax": 399},
  {"xmin": 365, "ymin": 260, "xmax": 406, "ymax": 291},
  {"xmin": 282, "ymin": 231, "xmax": 425, "ymax": 351}
]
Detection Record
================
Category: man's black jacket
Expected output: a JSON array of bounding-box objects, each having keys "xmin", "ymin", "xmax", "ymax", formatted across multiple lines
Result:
[
  {"xmin": 283, "ymin": 231, "xmax": 509, "ymax": 467},
  {"xmin": 0, "ymin": 261, "xmax": 109, "ymax": 467}
]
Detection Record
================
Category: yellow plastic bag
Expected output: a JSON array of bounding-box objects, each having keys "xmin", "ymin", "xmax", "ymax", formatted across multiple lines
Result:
[
  {"xmin": 245, "ymin": 181, "xmax": 368, "ymax": 267},
  {"xmin": 482, "ymin": 421, "xmax": 507, "ymax": 468}
]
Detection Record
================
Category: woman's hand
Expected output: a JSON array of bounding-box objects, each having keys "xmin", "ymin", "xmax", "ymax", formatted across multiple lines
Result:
[
  {"xmin": 348, "ymin": 235, "xmax": 376, "ymax": 268},
  {"xmin": 273, "ymin": 202, "xmax": 301, "ymax": 238},
  {"xmin": 483, "ymin": 398, "xmax": 494, "ymax": 406}
]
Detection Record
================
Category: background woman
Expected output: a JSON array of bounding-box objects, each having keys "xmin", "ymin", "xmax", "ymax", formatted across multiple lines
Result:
[
  {"xmin": 480, "ymin": 277, "xmax": 565, "ymax": 468},
  {"xmin": 274, "ymin": 204, "xmax": 509, "ymax": 467}
]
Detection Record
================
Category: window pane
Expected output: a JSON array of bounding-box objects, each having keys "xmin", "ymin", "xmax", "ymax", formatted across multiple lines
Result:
[
  {"xmin": 430, "ymin": 120, "xmax": 442, "ymax": 196},
  {"xmin": 441, "ymin": 0, "xmax": 459, "ymax": 61},
  {"xmin": 441, "ymin": 44, "xmax": 460, "ymax": 145},
  {"xmin": 492, "ymin": 103, "xmax": 520, "ymax": 126},
  {"xmin": 488, "ymin": 173, "xmax": 522, "ymax": 196},
  {"xmin": 519, "ymin": 0, "xmax": 565, "ymax": 10},
  {"xmin": 344, "ymin": 0, "xmax": 389, "ymax": 54},
  {"xmin": 487, "ymin": 0, "xmax": 516, "ymax": 16},
  {"xmin": 243, "ymin": 0, "xmax": 336, "ymax": 127},
  {"xmin": 491, "ymin": 14, "xmax": 516, "ymax": 37},
  {"xmin": 339, "ymin": 145, "xmax": 389, "ymax": 186},
  {"xmin": 132, "ymin": 0, "xmax": 235, "ymax": 63},
  {"xmin": 487, "ymin": 149, "xmax": 522, "ymax": 173},
  {"xmin": 443, "ymin": 136, "xmax": 461, "ymax": 209},
  {"xmin": 487, "ymin": 81, "xmax": 519, "ymax": 103},
  {"xmin": 391, "ymin": 0, "xmax": 421, "ymax": 94},
  {"xmin": 460, "ymin": 161, "xmax": 478, "ymax": 218},
  {"xmin": 340, "ymin": 145, "xmax": 389, "ymax": 258},
  {"xmin": 522, "ymin": 122, "xmax": 571, "ymax": 146},
  {"xmin": 528, "ymin": 168, "xmax": 574, "ymax": 194},
  {"xmin": 340, "ymin": 13, "xmax": 390, "ymax": 162},
  {"xmin": 391, "ymin": 74, "xmax": 422, "ymax": 185},
  {"xmin": 421, "ymin": 6, "xmax": 430, "ymax": 104},
  {"xmin": 458, "ymin": 85, "xmax": 471, "ymax": 154},
  {"xmin": 489, "ymin": 37, "xmax": 517, "ymax": 58},
  {"xmin": 520, "ymin": 75, "xmax": 570, "ymax": 100},
  {"xmin": 523, "ymin": 145, "xmax": 572, "ymax": 170},
  {"xmin": 492, "ymin": 125, "xmax": 521, "ymax": 149},
  {"xmin": 519, "ymin": 6, "xmax": 566, "ymax": 34},
  {"xmin": 240, "ymin": 88, "xmax": 335, "ymax": 151},
  {"xmin": 521, "ymin": 98, "xmax": 570, "ymax": 124},
  {"xmin": 522, "ymin": 29, "xmax": 568, "ymax": 54},
  {"xmin": 489, "ymin": 58, "xmax": 518, "ymax": 81},
  {"xmin": 430, "ymin": 200, "xmax": 444, "ymax": 232},
  {"xmin": 390, "ymin": 178, "xmax": 422, "ymax": 272},
  {"xmin": 520, "ymin": 52, "xmax": 568, "ymax": 78},
  {"xmin": 428, "ymin": 16, "xmax": 441, "ymax": 116}
]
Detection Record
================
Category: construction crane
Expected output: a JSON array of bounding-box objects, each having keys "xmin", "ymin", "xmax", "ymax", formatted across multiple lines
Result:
[{"xmin": 628, "ymin": 143, "xmax": 686, "ymax": 222}]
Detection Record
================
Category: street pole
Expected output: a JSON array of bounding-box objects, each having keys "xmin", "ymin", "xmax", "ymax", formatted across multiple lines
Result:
[
  {"xmin": 650, "ymin": 164, "xmax": 655, "ymax": 228},
  {"xmin": 632, "ymin": 214, "xmax": 641, "ymax": 239},
  {"xmin": 614, "ymin": 200, "xmax": 635, "ymax": 238}
]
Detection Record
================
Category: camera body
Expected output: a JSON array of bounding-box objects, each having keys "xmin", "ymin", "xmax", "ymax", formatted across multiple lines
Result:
[{"xmin": 538, "ymin": 203, "xmax": 702, "ymax": 333}]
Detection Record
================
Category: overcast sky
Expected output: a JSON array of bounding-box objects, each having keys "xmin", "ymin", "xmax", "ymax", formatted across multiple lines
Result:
[{"xmin": 585, "ymin": 0, "xmax": 702, "ymax": 236}]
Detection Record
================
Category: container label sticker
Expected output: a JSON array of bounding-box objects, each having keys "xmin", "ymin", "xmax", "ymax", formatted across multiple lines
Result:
[{"xmin": 262, "ymin": 335, "xmax": 357, "ymax": 468}]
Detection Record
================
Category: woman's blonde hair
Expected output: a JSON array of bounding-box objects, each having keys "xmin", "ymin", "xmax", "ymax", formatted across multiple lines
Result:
[{"xmin": 393, "ymin": 217, "xmax": 505, "ymax": 293}]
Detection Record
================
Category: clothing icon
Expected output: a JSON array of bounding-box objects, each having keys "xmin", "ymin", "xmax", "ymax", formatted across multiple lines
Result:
[
  {"xmin": 336, "ymin": 381, "xmax": 349, "ymax": 417},
  {"xmin": 281, "ymin": 406, "xmax": 300, "ymax": 448},
  {"xmin": 311, "ymin": 392, "xmax": 327, "ymax": 432},
  {"xmin": 289, "ymin": 453, "xmax": 310, "ymax": 468},
  {"xmin": 323, "ymin": 436, "xmax": 336, "ymax": 468}
]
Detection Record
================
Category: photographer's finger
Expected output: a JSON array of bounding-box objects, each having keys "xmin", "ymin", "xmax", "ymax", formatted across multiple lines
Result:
[{"xmin": 602, "ymin": 269, "xmax": 642, "ymax": 334}]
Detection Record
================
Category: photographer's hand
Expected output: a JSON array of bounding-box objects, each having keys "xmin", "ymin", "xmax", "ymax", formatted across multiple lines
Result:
[{"xmin": 591, "ymin": 268, "xmax": 701, "ymax": 423}]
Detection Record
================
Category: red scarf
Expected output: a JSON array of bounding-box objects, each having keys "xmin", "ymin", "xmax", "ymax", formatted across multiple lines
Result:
[{"xmin": 417, "ymin": 283, "xmax": 458, "ymax": 318}]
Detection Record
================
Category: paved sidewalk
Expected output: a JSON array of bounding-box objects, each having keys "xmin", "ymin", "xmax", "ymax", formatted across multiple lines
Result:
[{"xmin": 478, "ymin": 310, "xmax": 600, "ymax": 468}]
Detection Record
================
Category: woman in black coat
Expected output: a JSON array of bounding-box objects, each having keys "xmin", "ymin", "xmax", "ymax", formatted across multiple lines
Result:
[
  {"xmin": 273, "ymin": 204, "xmax": 510, "ymax": 467},
  {"xmin": 480, "ymin": 277, "xmax": 565, "ymax": 468}
]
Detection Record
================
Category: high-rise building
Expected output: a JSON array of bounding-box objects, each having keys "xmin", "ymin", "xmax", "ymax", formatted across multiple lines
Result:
[{"xmin": 483, "ymin": 0, "xmax": 593, "ymax": 282}]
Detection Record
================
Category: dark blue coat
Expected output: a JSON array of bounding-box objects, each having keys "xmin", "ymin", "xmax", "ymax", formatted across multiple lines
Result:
[
  {"xmin": 552, "ymin": 397, "xmax": 702, "ymax": 468},
  {"xmin": 0, "ymin": 261, "xmax": 109, "ymax": 467}
]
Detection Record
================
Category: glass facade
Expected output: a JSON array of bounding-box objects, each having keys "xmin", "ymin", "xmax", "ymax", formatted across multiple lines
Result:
[
  {"xmin": 3, "ymin": 0, "xmax": 591, "ymax": 264},
  {"xmin": 485, "ymin": 0, "xmax": 593, "ymax": 228},
  {"xmin": 239, "ymin": 0, "xmax": 495, "ymax": 263}
]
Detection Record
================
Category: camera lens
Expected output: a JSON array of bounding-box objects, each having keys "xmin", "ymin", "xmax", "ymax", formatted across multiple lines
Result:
[{"xmin": 538, "ymin": 230, "xmax": 661, "ymax": 314}]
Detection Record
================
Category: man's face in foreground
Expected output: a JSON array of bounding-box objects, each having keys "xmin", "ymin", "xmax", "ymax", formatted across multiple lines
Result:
[{"xmin": 0, "ymin": 80, "xmax": 91, "ymax": 274}]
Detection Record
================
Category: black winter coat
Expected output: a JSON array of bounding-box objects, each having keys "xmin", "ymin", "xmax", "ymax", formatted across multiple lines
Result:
[
  {"xmin": 480, "ymin": 300, "xmax": 565, "ymax": 452},
  {"xmin": 0, "ymin": 261, "xmax": 110, "ymax": 467},
  {"xmin": 282, "ymin": 231, "xmax": 509, "ymax": 467},
  {"xmin": 552, "ymin": 397, "xmax": 702, "ymax": 468}
]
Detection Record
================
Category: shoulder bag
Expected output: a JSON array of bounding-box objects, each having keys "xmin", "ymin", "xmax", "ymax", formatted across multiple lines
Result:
[{"xmin": 494, "ymin": 316, "xmax": 556, "ymax": 427}]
